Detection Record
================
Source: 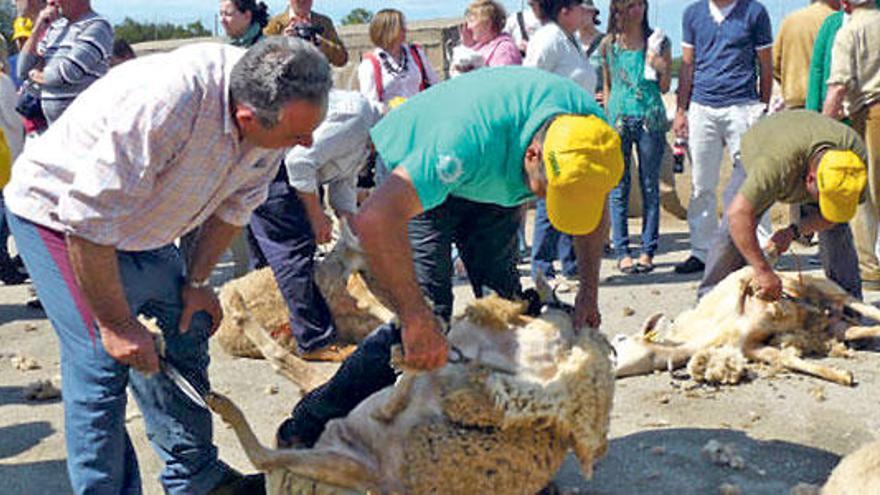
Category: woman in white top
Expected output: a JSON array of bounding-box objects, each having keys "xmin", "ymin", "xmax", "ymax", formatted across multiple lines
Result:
[
  {"xmin": 357, "ymin": 9, "xmax": 440, "ymax": 111},
  {"xmin": 524, "ymin": 0, "xmax": 597, "ymax": 94}
]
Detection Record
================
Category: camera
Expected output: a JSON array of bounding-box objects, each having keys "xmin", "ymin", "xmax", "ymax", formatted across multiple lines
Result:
[{"xmin": 291, "ymin": 23, "xmax": 324, "ymax": 44}]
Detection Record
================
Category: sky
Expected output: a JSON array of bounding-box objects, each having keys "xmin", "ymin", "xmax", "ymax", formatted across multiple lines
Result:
[{"xmin": 92, "ymin": 0, "xmax": 811, "ymax": 55}]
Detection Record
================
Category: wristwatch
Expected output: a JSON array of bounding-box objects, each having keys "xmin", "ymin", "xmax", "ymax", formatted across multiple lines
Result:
[
  {"xmin": 186, "ymin": 278, "xmax": 211, "ymax": 289},
  {"xmin": 788, "ymin": 223, "xmax": 801, "ymax": 239}
]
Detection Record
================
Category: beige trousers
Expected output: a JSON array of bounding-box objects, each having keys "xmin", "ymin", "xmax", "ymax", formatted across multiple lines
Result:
[{"xmin": 851, "ymin": 103, "xmax": 880, "ymax": 283}]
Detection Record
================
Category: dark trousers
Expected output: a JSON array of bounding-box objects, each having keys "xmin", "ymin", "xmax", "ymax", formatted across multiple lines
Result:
[
  {"xmin": 408, "ymin": 196, "xmax": 523, "ymax": 321},
  {"xmin": 698, "ymin": 164, "xmax": 862, "ymax": 300},
  {"xmin": 247, "ymin": 169, "xmax": 335, "ymax": 353},
  {"xmin": 282, "ymin": 196, "xmax": 523, "ymax": 444}
]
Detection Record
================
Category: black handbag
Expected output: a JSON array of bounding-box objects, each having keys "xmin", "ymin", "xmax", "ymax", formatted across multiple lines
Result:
[{"xmin": 15, "ymin": 80, "xmax": 45, "ymax": 121}]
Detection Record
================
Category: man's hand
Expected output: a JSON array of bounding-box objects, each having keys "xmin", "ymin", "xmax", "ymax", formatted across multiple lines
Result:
[
  {"xmin": 179, "ymin": 285, "xmax": 223, "ymax": 335},
  {"xmin": 400, "ymin": 312, "xmax": 448, "ymax": 371},
  {"xmin": 766, "ymin": 226, "xmax": 796, "ymax": 257},
  {"xmin": 673, "ymin": 109, "xmax": 688, "ymax": 139},
  {"xmin": 753, "ymin": 267, "xmax": 783, "ymax": 301},
  {"xmin": 28, "ymin": 69, "xmax": 44, "ymax": 84},
  {"xmin": 35, "ymin": 2, "xmax": 59, "ymax": 30},
  {"xmin": 574, "ymin": 287, "xmax": 601, "ymax": 329},
  {"xmin": 311, "ymin": 211, "xmax": 333, "ymax": 244},
  {"xmin": 99, "ymin": 318, "xmax": 160, "ymax": 374}
]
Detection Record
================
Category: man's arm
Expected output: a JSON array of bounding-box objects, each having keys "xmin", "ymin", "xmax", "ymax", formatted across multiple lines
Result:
[
  {"xmin": 316, "ymin": 17, "xmax": 348, "ymax": 67},
  {"xmin": 66, "ymin": 235, "xmax": 159, "ymax": 374},
  {"xmin": 673, "ymin": 45, "xmax": 695, "ymax": 139},
  {"xmin": 727, "ymin": 193, "xmax": 782, "ymax": 299},
  {"xmin": 757, "ymin": 47, "xmax": 773, "ymax": 107},
  {"xmin": 351, "ymin": 168, "xmax": 448, "ymax": 370},
  {"xmin": 572, "ymin": 203, "xmax": 608, "ymax": 329},
  {"xmin": 823, "ymin": 84, "xmax": 847, "ymax": 120},
  {"xmin": 296, "ymin": 189, "xmax": 332, "ymax": 244},
  {"xmin": 181, "ymin": 214, "xmax": 241, "ymax": 334}
]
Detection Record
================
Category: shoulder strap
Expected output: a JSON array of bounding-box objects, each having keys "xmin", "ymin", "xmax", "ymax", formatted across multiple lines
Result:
[
  {"xmin": 517, "ymin": 11, "xmax": 529, "ymax": 42},
  {"xmin": 362, "ymin": 52, "xmax": 384, "ymax": 102},
  {"xmin": 409, "ymin": 44, "xmax": 430, "ymax": 91}
]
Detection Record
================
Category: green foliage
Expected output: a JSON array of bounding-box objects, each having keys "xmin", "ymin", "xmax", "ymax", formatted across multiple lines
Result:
[
  {"xmin": 113, "ymin": 17, "xmax": 211, "ymax": 45},
  {"xmin": 340, "ymin": 8, "xmax": 372, "ymax": 26},
  {"xmin": 671, "ymin": 57, "xmax": 682, "ymax": 78}
]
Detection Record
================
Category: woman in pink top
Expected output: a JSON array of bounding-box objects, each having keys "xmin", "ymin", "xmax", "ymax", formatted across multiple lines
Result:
[{"xmin": 460, "ymin": 0, "xmax": 522, "ymax": 67}]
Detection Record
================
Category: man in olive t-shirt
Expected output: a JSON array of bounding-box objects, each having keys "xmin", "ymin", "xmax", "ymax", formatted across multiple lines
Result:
[{"xmin": 698, "ymin": 110, "xmax": 868, "ymax": 300}]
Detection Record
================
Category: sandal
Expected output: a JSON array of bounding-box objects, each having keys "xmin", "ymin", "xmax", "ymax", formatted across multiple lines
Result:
[
  {"xmin": 636, "ymin": 256, "xmax": 654, "ymax": 274},
  {"xmin": 617, "ymin": 257, "xmax": 637, "ymax": 274}
]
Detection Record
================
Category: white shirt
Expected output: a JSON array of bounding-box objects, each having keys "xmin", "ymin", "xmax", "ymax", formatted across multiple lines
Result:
[
  {"xmin": 0, "ymin": 73, "xmax": 24, "ymax": 159},
  {"xmin": 285, "ymin": 90, "xmax": 380, "ymax": 214},
  {"xmin": 357, "ymin": 45, "xmax": 440, "ymax": 107},
  {"xmin": 503, "ymin": 8, "xmax": 542, "ymax": 53},
  {"xmin": 5, "ymin": 44, "xmax": 285, "ymax": 251},
  {"xmin": 709, "ymin": 0, "xmax": 740, "ymax": 24},
  {"xmin": 523, "ymin": 23, "xmax": 596, "ymax": 95}
]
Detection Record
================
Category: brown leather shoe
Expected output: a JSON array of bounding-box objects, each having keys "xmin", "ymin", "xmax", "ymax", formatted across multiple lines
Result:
[{"xmin": 298, "ymin": 344, "xmax": 357, "ymax": 363}]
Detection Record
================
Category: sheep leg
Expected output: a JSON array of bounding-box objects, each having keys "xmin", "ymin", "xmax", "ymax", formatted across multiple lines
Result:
[
  {"xmin": 843, "ymin": 325, "xmax": 880, "ymax": 341},
  {"xmin": 206, "ymin": 392, "xmax": 378, "ymax": 490},
  {"xmin": 348, "ymin": 272, "xmax": 395, "ymax": 323},
  {"xmin": 844, "ymin": 299, "xmax": 880, "ymax": 324},
  {"xmin": 613, "ymin": 338, "xmax": 695, "ymax": 377},
  {"xmin": 234, "ymin": 299, "xmax": 327, "ymax": 392},
  {"xmin": 371, "ymin": 373, "xmax": 415, "ymax": 423},
  {"xmin": 745, "ymin": 345, "xmax": 854, "ymax": 386}
]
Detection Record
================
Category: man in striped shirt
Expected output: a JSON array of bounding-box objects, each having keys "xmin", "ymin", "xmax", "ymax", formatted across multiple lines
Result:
[
  {"xmin": 16, "ymin": 0, "xmax": 113, "ymax": 125},
  {"xmin": 5, "ymin": 38, "xmax": 331, "ymax": 495}
]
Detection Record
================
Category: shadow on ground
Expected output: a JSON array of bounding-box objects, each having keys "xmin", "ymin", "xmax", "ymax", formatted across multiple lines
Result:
[
  {"xmin": 0, "ymin": 303, "xmax": 44, "ymax": 326},
  {"xmin": 0, "ymin": 421, "xmax": 55, "ymax": 459},
  {"xmin": 0, "ymin": 386, "xmax": 61, "ymax": 408},
  {"xmin": 554, "ymin": 428, "xmax": 839, "ymax": 494},
  {"xmin": 0, "ymin": 460, "xmax": 71, "ymax": 493}
]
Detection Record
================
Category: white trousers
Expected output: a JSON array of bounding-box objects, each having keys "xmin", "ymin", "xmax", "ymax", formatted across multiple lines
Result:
[{"xmin": 687, "ymin": 101, "xmax": 771, "ymax": 262}]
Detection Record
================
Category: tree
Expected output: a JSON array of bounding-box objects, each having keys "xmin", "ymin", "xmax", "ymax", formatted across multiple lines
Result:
[
  {"xmin": 340, "ymin": 8, "xmax": 372, "ymax": 26},
  {"xmin": 113, "ymin": 17, "xmax": 211, "ymax": 45},
  {"xmin": 0, "ymin": 0, "xmax": 15, "ymax": 44}
]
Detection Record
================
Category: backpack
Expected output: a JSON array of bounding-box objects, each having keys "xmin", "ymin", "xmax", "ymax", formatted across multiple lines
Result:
[{"xmin": 363, "ymin": 44, "xmax": 430, "ymax": 103}]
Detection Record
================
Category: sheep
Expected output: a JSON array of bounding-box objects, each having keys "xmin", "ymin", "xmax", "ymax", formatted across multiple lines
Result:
[
  {"xmin": 612, "ymin": 266, "xmax": 880, "ymax": 386},
  {"xmin": 207, "ymin": 295, "xmax": 616, "ymax": 494},
  {"xmin": 215, "ymin": 226, "xmax": 393, "ymax": 361},
  {"xmin": 822, "ymin": 438, "xmax": 880, "ymax": 494}
]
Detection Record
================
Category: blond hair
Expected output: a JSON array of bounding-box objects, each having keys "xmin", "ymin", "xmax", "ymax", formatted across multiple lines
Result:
[
  {"xmin": 369, "ymin": 9, "xmax": 406, "ymax": 51},
  {"xmin": 466, "ymin": 0, "xmax": 507, "ymax": 34}
]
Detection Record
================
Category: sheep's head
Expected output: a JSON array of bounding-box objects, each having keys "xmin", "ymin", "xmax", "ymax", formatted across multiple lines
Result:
[{"xmin": 441, "ymin": 296, "xmax": 616, "ymax": 477}]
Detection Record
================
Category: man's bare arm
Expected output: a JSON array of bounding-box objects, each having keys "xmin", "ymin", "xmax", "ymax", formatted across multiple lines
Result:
[
  {"xmin": 351, "ymin": 168, "xmax": 448, "ymax": 370},
  {"xmin": 66, "ymin": 235, "xmax": 159, "ymax": 373},
  {"xmin": 823, "ymin": 84, "xmax": 848, "ymax": 120},
  {"xmin": 757, "ymin": 48, "xmax": 773, "ymax": 107},
  {"xmin": 181, "ymin": 215, "xmax": 241, "ymax": 333},
  {"xmin": 572, "ymin": 202, "xmax": 609, "ymax": 329},
  {"xmin": 673, "ymin": 46, "xmax": 695, "ymax": 139}
]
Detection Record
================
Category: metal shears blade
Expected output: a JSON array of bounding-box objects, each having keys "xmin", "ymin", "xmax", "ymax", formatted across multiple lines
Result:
[{"xmin": 161, "ymin": 359, "xmax": 208, "ymax": 410}]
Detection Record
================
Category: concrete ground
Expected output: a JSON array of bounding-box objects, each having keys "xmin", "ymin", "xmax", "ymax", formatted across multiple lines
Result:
[{"xmin": 2, "ymin": 216, "xmax": 878, "ymax": 494}]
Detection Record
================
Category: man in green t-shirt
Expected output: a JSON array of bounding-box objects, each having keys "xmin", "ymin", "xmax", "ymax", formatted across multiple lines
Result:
[
  {"xmin": 698, "ymin": 111, "xmax": 868, "ymax": 300},
  {"xmin": 274, "ymin": 67, "xmax": 624, "ymax": 448}
]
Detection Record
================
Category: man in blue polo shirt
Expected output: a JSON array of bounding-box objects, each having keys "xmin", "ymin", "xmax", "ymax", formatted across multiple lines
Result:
[
  {"xmin": 274, "ymin": 66, "xmax": 624, "ymax": 447},
  {"xmin": 673, "ymin": 0, "xmax": 774, "ymax": 274}
]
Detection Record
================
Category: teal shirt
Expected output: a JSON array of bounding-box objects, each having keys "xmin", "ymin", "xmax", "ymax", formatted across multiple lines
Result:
[
  {"xmin": 371, "ymin": 66, "xmax": 606, "ymax": 211},
  {"xmin": 603, "ymin": 43, "xmax": 668, "ymax": 133},
  {"xmin": 805, "ymin": 12, "xmax": 844, "ymax": 113}
]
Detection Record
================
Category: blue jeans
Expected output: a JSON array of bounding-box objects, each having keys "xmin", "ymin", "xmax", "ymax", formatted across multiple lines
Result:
[
  {"xmin": 609, "ymin": 117, "xmax": 664, "ymax": 259},
  {"xmin": 697, "ymin": 165, "xmax": 862, "ymax": 300},
  {"xmin": 8, "ymin": 212, "xmax": 232, "ymax": 495},
  {"xmin": 531, "ymin": 199, "xmax": 577, "ymax": 279},
  {"xmin": 247, "ymin": 167, "xmax": 335, "ymax": 353}
]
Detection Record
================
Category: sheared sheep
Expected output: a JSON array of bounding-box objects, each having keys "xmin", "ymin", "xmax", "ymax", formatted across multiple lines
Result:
[
  {"xmin": 215, "ymin": 225, "xmax": 393, "ymax": 361},
  {"xmin": 613, "ymin": 266, "xmax": 880, "ymax": 386},
  {"xmin": 207, "ymin": 296, "xmax": 616, "ymax": 494},
  {"xmin": 822, "ymin": 438, "xmax": 880, "ymax": 494}
]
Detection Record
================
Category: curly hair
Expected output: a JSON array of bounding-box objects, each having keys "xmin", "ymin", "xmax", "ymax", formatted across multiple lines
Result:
[
  {"xmin": 229, "ymin": 0, "xmax": 270, "ymax": 29},
  {"xmin": 466, "ymin": 0, "xmax": 508, "ymax": 35}
]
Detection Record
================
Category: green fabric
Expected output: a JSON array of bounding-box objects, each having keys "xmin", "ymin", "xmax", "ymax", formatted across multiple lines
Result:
[
  {"xmin": 229, "ymin": 22, "xmax": 262, "ymax": 47},
  {"xmin": 371, "ymin": 66, "xmax": 606, "ymax": 211},
  {"xmin": 739, "ymin": 110, "xmax": 868, "ymax": 215},
  {"xmin": 603, "ymin": 43, "xmax": 668, "ymax": 132},
  {"xmin": 805, "ymin": 12, "xmax": 844, "ymax": 113}
]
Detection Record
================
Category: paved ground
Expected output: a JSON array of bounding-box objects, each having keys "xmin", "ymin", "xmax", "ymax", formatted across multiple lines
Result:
[{"xmin": 2, "ymin": 217, "xmax": 878, "ymax": 494}]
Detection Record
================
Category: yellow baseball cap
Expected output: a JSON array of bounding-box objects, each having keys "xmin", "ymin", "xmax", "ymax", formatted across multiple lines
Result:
[
  {"xmin": 817, "ymin": 149, "xmax": 867, "ymax": 223},
  {"xmin": 13, "ymin": 17, "xmax": 33, "ymax": 41},
  {"xmin": 543, "ymin": 115, "xmax": 624, "ymax": 235}
]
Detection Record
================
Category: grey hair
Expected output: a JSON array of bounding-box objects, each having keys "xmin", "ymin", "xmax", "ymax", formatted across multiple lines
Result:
[{"xmin": 230, "ymin": 37, "xmax": 333, "ymax": 128}]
